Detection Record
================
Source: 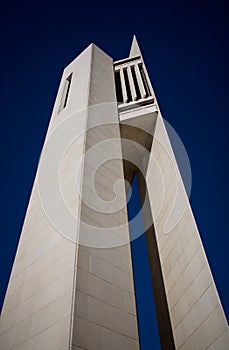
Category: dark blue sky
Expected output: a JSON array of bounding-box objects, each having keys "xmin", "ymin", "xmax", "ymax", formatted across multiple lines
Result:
[{"xmin": 0, "ymin": 0, "xmax": 228, "ymax": 347}]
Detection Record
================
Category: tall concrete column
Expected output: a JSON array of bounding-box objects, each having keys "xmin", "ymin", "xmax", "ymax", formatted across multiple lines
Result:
[
  {"xmin": 145, "ymin": 114, "xmax": 228, "ymax": 349},
  {"xmin": 0, "ymin": 44, "xmax": 139, "ymax": 350}
]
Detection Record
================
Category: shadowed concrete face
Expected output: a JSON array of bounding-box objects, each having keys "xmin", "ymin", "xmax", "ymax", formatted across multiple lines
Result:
[{"xmin": 120, "ymin": 119, "xmax": 175, "ymax": 349}]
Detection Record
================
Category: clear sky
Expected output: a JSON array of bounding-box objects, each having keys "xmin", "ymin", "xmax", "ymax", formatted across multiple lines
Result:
[{"xmin": 0, "ymin": 0, "xmax": 228, "ymax": 348}]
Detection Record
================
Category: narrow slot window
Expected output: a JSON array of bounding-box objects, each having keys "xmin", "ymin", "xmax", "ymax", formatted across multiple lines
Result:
[
  {"xmin": 123, "ymin": 68, "xmax": 132, "ymax": 102},
  {"xmin": 131, "ymin": 66, "xmax": 141, "ymax": 100},
  {"xmin": 114, "ymin": 71, "xmax": 123, "ymax": 103},
  {"xmin": 139, "ymin": 64, "xmax": 151, "ymax": 97},
  {"xmin": 59, "ymin": 73, "xmax": 72, "ymax": 112}
]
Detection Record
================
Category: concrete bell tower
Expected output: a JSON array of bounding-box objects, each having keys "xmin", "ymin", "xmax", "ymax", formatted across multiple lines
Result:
[{"xmin": 0, "ymin": 37, "xmax": 228, "ymax": 350}]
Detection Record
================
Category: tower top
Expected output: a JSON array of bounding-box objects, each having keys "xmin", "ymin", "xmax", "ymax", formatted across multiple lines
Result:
[{"xmin": 129, "ymin": 35, "xmax": 142, "ymax": 57}]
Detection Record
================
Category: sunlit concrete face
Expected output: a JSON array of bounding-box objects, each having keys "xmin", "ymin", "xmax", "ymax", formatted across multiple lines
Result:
[
  {"xmin": 0, "ymin": 37, "xmax": 228, "ymax": 350},
  {"xmin": 145, "ymin": 115, "xmax": 229, "ymax": 349}
]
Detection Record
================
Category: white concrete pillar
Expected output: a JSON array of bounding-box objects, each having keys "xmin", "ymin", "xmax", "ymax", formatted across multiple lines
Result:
[
  {"xmin": 127, "ymin": 65, "xmax": 137, "ymax": 100},
  {"xmin": 135, "ymin": 64, "xmax": 146, "ymax": 99},
  {"xmin": 120, "ymin": 68, "xmax": 128, "ymax": 103}
]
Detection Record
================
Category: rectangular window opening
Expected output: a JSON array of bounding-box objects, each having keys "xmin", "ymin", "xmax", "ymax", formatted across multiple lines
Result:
[
  {"xmin": 114, "ymin": 71, "xmax": 123, "ymax": 103},
  {"xmin": 139, "ymin": 64, "xmax": 151, "ymax": 98},
  {"xmin": 59, "ymin": 73, "xmax": 72, "ymax": 112}
]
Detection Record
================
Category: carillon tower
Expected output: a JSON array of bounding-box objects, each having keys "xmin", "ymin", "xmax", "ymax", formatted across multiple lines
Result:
[{"xmin": 0, "ymin": 37, "xmax": 228, "ymax": 350}]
